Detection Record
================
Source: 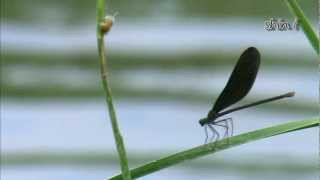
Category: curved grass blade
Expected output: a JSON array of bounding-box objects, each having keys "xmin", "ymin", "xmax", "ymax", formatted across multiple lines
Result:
[
  {"xmin": 108, "ymin": 118, "xmax": 319, "ymax": 180},
  {"xmin": 285, "ymin": 0, "xmax": 319, "ymax": 55}
]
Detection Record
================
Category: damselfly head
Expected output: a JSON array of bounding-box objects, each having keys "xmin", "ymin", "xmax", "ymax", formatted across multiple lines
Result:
[{"xmin": 199, "ymin": 118, "xmax": 208, "ymax": 126}]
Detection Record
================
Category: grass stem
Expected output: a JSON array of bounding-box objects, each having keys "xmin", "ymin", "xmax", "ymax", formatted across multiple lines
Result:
[
  {"xmin": 108, "ymin": 118, "xmax": 319, "ymax": 180},
  {"xmin": 96, "ymin": 1, "xmax": 132, "ymax": 180},
  {"xmin": 285, "ymin": 0, "xmax": 319, "ymax": 56}
]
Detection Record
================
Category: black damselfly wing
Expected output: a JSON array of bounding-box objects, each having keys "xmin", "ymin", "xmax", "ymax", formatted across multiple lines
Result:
[{"xmin": 208, "ymin": 47, "xmax": 260, "ymax": 117}]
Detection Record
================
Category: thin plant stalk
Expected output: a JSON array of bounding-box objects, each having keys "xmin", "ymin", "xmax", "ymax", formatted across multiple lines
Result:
[{"xmin": 96, "ymin": 0, "xmax": 132, "ymax": 180}]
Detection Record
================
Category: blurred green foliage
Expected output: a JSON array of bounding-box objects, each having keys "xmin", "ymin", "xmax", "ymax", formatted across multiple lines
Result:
[
  {"xmin": 3, "ymin": 151, "xmax": 316, "ymax": 173},
  {"xmin": 2, "ymin": 0, "xmax": 317, "ymax": 24},
  {"xmin": 3, "ymin": 50, "xmax": 315, "ymax": 69}
]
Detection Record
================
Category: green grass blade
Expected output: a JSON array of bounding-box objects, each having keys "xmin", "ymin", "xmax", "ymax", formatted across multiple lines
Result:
[
  {"xmin": 96, "ymin": 0, "xmax": 132, "ymax": 180},
  {"xmin": 285, "ymin": 0, "xmax": 319, "ymax": 55},
  {"xmin": 108, "ymin": 118, "xmax": 319, "ymax": 180}
]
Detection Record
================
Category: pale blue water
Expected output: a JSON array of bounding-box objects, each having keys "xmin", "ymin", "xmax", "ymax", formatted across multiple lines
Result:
[
  {"xmin": 2, "ymin": 98, "xmax": 317, "ymax": 152},
  {"xmin": 1, "ymin": 98, "xmax": 318, "ymax": 179},
  {"xmin": 2, "ymin": 20, "xmax": 315, "ymax": 58},
  {"xmin": 2, "ymin": 66, "xmax": 318, "ymax": 104},
  {"xmin": 2, "ymin": 20, "xmax": 318, "ymax": 180}
]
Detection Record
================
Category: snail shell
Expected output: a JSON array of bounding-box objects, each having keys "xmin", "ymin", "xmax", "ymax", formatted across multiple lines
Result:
[{"xmin": 100, "ymin": 15, "xmax": 115, "ymax": 34}]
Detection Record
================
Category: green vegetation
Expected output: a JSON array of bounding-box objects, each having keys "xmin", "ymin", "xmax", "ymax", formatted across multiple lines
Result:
[
  {"xmin": 96, "ymin": 1, "xmax": 132, "ymax": 179},
  {"xmin": 285, "ymin": 0, "xmax": 319, "ymax": 55},
  {"xmin": 3, "ymin": 0, "xmax": 317, "ymax": 22},
  {"xmin": 108, "ymin": 118, "xmax": 319, "ymax": 180}
]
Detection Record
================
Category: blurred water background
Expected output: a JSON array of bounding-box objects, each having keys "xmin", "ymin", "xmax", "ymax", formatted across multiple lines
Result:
[{"xmin": 1, "ymin": 0, "xmax": 319, "ymax": 179}]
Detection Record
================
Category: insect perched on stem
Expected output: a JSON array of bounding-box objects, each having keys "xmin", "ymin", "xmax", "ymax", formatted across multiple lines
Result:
[{"xmin": 199, "ymin": 47, "xmax": 295, "ymax": 143}]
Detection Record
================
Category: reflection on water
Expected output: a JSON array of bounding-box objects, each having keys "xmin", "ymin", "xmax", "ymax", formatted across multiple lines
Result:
[
  {"xmin": 2, "ymin": 20, "xmax": 315, "ymax": 57},
  {"xmin": 2, "ymin": 99, "xmax": 316, "ymax": 152},
  {"xmin": 2, "ymin": 99, "xmax": 318, "ymax": 179}
]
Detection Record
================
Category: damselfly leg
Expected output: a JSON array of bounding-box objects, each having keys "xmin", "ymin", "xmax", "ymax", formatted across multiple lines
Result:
[
  {"xmin": 214, "ymin": 118, "xmax": 233, "ymax": 138},
  {"xmin": 208, "ymin": 124, "xmax": 220, "ymax": 142},
  {"xmin": 204, "ymin": 117, "xmax": 233, "ymax": 144},
  {"xmin": 203, "ymin": 124, "xmax": 220, "ymax": 144}
]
